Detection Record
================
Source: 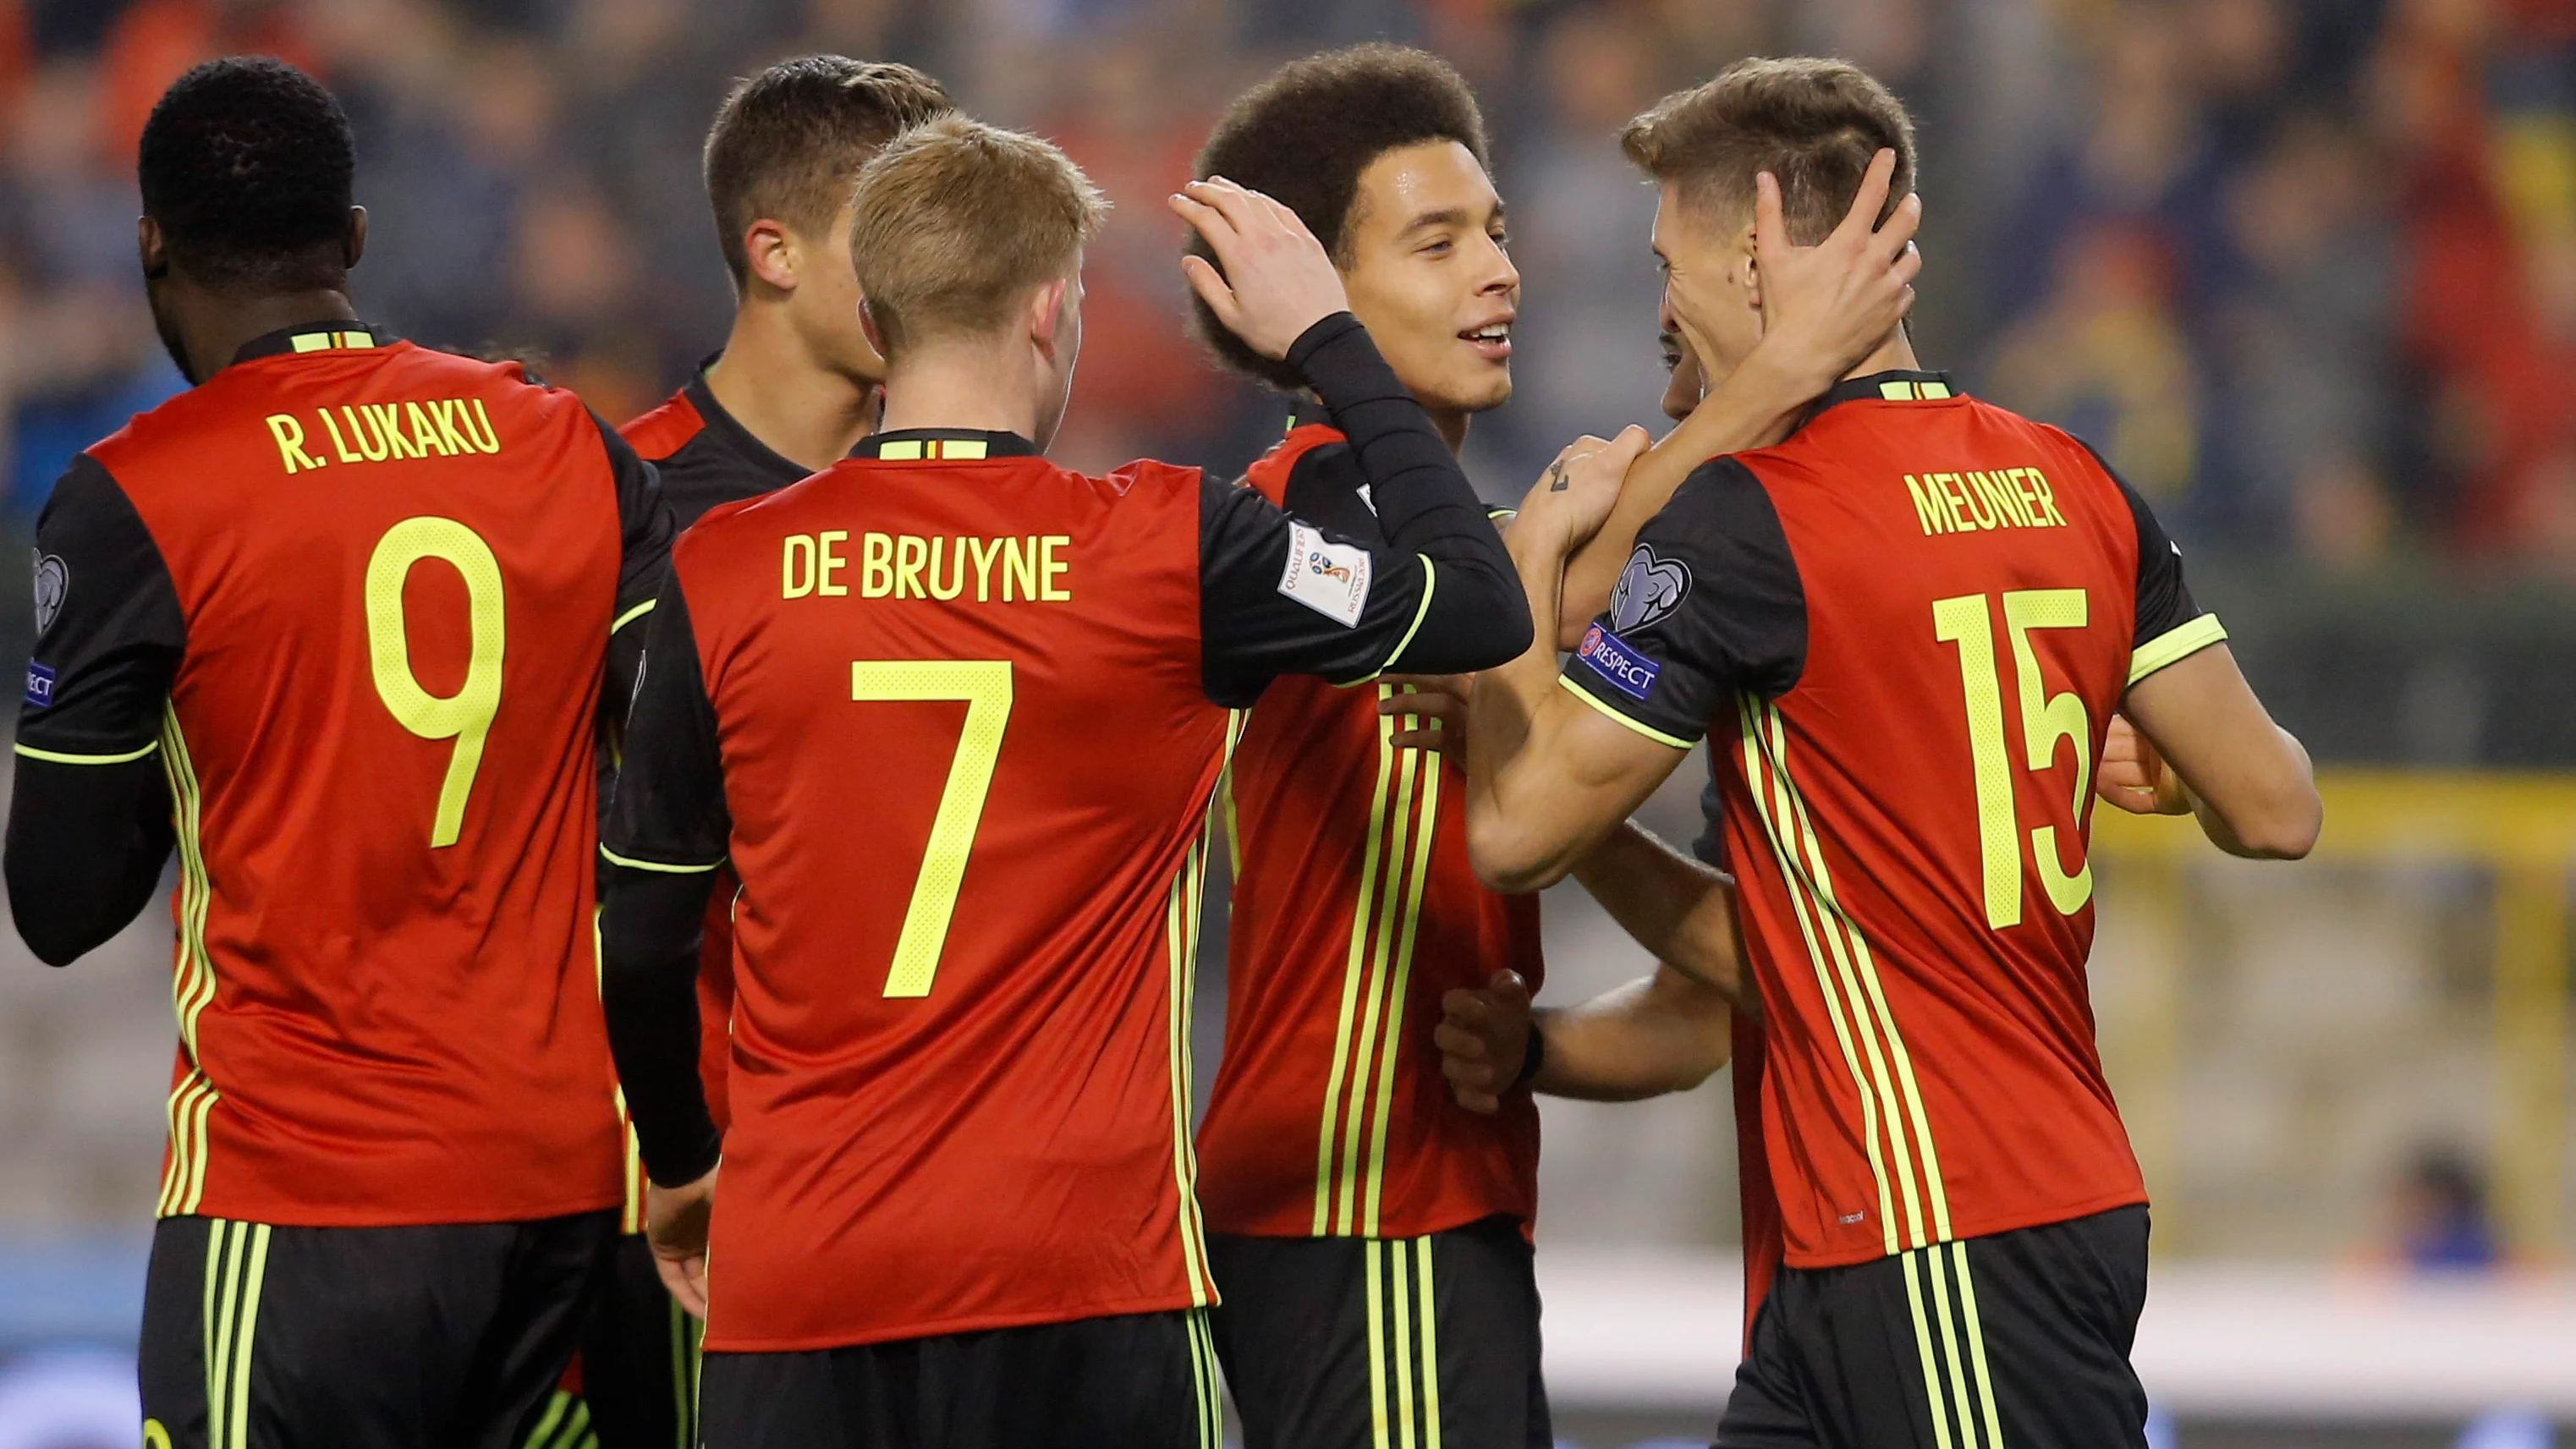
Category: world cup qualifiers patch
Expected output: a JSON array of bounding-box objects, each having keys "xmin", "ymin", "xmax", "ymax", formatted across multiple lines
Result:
[
  {"xmin": 24, "ymin": 661, "xmax": 53, "ymax": 709},
  {"xmin": 1574, "ymin": 623, "xmax": 1660, "ymax": 701},
  {"xmin": 1278, "ymin": 522, "xmax": 1371, "ymax": 628},
  {"xmin": 1608, "ymin": 544, "xmax": 1689, "ymax": 634}
]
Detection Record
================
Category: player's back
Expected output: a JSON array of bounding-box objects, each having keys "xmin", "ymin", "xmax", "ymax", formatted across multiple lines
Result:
[
  {"xmin": 78, "ymin": 327, "xmax": 637, "ymax": 1225},
  {"xmin": 662, "ymin": 432, "xmax": 1232, "ymax": 1351},
  {"xmin": 1570, "ymin": 371, "xmax": 2222, "ymax": 1269}
]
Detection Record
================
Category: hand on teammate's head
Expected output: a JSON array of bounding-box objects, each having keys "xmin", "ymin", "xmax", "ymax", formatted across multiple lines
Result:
[
  {"xmin": 1749, "ymin": 147, "xmax": 1921, "ymax": 386},
  {"xmin": 1434, "ymin": 970, "xmax": 1535, "ymax": 1114},
  {"xmin": 1171, "ymin": 177, "xmax": 1352, "ymax": 360},
  {"xmin": 1519, "ymin": 426, "xmax": 1650, "ymax": 553}
]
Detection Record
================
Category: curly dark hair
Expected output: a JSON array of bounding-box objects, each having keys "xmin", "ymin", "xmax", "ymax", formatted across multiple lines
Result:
[
  {"xmin": 1190, "ymin": 44, "xmax": 1491, "ymax": 392},
  {"xmin": 703, "ymin": 56, "xmax": 953, "ymax": 288},
  {"xmin": 139, "ymin": 57, "xmax": 357, "ymax": 293}
]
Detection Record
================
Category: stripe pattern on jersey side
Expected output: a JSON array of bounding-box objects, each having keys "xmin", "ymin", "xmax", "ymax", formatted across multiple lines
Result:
[
  {"xmin": 1735, "ymin": 696, "xmax": 2002, "ymax": 1443},
  {"xmin": 1312, "ymin": 683, "xmax": 1441, "ymax": 1237},
  {"xmin": 201, "ymin": 1219, "xmax": 272, "ymax": 1449},
  {"xmin": 1165, "ymin": 710, "xmax": 1247, "ymax": 1308},
  {"xmin": 520, "ymin": 1389, "xmax": 600, "ymax": 1449},
  {"xmin": 1364, "ymin": 1235, "xmax": 1445, "ymax": 1449},
  {"xmin": 157, "ymin": 705, "xmax": 220, "ymax": 1217},
  {"xmin": 1184, "ymin": 1307, "xmax": 1222, "ymax": 1449}
]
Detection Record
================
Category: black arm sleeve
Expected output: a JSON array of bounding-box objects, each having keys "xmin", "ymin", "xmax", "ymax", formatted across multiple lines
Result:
[
  {"xmin": 1558, "ymin": 458, "xmax": 1808, "ymax": 748},
  {"xmin": 2111, "ymin": 467, "xmax": 2225, "ymax": 684},
  {"xmin": 1198, "ymin": 314, "xmax": 1530, "ymax": 705},
  {"xmin": 6, "ymin": 456, "xmax": 186, "ymax": 963},
  {"xmin": 600, "ymin": 574, "xmax": 727, "ymax": 1186},
  {"xmin": 596, "ymin": 411, "xmax": 674, "ymax": 725}
]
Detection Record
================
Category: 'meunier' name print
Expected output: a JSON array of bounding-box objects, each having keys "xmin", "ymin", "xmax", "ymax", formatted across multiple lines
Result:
[{"xmin": 1903, "ymin": 467, "xmax": 2068, "ymax": 535}]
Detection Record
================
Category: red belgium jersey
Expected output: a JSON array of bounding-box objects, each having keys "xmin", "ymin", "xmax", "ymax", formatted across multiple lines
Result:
[
  {"xmin": 17, "ymin": 323, "xmax": 661, "ymax": 1227},
  {"xmin": 1198, "ymin": 423, "xmax": 1543, "ymax": 1241},
  {"xmin": 1565, "ymin": 372, "xmax": 2225, "ymax": 1268},
  {"xmin": 639, "ymin": 442, "xmax": 1234, "ymax": 1351}
]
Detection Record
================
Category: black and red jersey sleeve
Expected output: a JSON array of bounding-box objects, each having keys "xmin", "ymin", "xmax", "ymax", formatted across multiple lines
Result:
[
  {"xmin": 603, "ymin": 571, "xmax": 726, "ymax": 874},
  {"xmin": 15, "ymin": 455, "xmax": 185, "ymax": 762},
  {"xmin": 598, "ymin": 412, "xmax": 674, "ymax": 659},
  {"xmin": 1558, "ymin": 457, "xmax": 1808, "ymax": 748},
  {"xmin": 1197, "ymin": 314, "xmax": 1530, "ymax": 707},
  {"xmin": 2110, "ymin": 465, "xmax": 2226, "ymax": 686}
]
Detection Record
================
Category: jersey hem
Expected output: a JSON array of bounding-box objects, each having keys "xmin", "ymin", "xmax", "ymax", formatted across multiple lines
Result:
[
  {"xmin": 1202, "ymin": 1203, "xmax": 1535, "ymax": 1243},
  {"xmin": 701, "ymin": 1287, "xmax": 1206, "ymax": 1354},
  {"xmin": 1557, "ymin": 674, "xmax": 1697, "ymax": 749},
  {"xmin": 1780, "ymin": 1185, "xmax": 2152, "ymax": 1270},
  {"xmin": 2128, "ymin": 614, "xmax": 2227, "ymax": 685},
  {"xmin": 601, "ymin": 844, "xmax": 723, "ymax": 874},
  {"xmin": 159, "ymin": 1184, "xmax": 625, "ymax": 1230}
]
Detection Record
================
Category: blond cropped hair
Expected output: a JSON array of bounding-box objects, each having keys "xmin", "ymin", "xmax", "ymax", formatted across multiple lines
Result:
[
  {"xmin": 1621, "ymin": 58, "xmax": 1915, "ymax": 245},
  {"xmin": 849, "ymin": 114, "xmax": 1109, "ymax": 357}
]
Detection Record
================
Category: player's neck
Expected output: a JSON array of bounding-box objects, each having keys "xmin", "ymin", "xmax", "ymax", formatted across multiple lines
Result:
[
  {"xmin": 876, "ymin": 343, "xmax": 1045, "ymax": 444},
  {"xmin": 1429, "ymin": 405, "xmax": 1468, "ymax": 456},
  {"xmin": 185, "ymin": 287, "xmax": 359, "ymax": 383},
  {"xmin": 1840, "ymin": 327, "xmax": 1921, "ymax": 383},
  {"xmin": 704, "ymin": 308, "xmax": 879, "ymax": 475}
]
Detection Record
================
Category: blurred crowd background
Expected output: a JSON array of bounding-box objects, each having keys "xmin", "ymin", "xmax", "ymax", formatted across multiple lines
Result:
[{"xmin": 0, "ymin": 0, "xmax": 2573, "ymax": 1443}]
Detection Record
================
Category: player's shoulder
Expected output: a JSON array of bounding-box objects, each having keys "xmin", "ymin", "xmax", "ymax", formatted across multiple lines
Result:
[
  {"xmin": 1242, "ymin": 420, "xmax": 1348, "ymax": 505},
  {"xmin": 619, "ymin": 387, "xmax": 706, "ymax": 462}
]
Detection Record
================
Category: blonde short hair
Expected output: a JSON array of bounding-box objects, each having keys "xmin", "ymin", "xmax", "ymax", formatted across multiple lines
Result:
[
  {"xmin": 849, "ymin": 114, "xmax": 1109, "ymax": 357},
  {"xmin": 1620, "ymin": 58, "xmax": 1915, "ymax": 245}
]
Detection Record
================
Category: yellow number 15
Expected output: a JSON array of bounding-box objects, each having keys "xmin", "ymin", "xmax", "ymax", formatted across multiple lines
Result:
[{"xmin": 1932, "ymin": 589, "xmax": 2093, "ymax": 930}]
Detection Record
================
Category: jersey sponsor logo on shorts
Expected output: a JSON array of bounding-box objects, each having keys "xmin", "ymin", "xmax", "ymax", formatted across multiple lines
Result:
[
  {"xmin": 31, "ymin": 552, "xmax": 67, "ymax": 634},
  {"xmin": 23, "ymin": 661, "xmax": 52, "ymax": 708},
  {"xmin": 1574, "ymin": 623, "xmax": 1660, "ymax": 700},
  {"xmin": 1608, "ymin": 545, "xmax": 1690, "ymax": 632},
  {"xmin": 1279, "ymin": 522, "xmax": 1371, "ymax": 628}
]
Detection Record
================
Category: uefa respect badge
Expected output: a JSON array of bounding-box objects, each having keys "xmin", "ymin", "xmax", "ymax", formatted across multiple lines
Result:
[{"xmin": 1574, "ymin": 623, "xmax": 1659, "ymax": 700}]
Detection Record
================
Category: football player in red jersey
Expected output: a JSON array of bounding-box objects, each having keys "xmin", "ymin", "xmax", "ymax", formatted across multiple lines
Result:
[
  {"xmin": 3, "ymin": 58, "xmax": 670, "ymax": 1446},
  {"xmin": 1183, "ymin": 45, "xmax": 1916, "ymax": 1449},
  {"xmin": 575, "ymin": 58, "xmax": 953, "ymax": 1449},
  {"xmin": 597, "ymin": 116, "xmax": 1551, "ymax": 1448},
  {"xmin": 1463, "ymin": 58, "xmax": 2321, "ymax": 1449}
]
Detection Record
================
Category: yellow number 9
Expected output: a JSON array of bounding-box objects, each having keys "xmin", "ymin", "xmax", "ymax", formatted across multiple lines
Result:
[{"xmin": 365, "ymin": 518, "xmax": 505, "ymax": 848}]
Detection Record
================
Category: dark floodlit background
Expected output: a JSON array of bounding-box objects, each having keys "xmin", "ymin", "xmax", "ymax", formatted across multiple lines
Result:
[{"xmin": 0, "ymin": 1, "xmax": 2571, "ymax": 1446}]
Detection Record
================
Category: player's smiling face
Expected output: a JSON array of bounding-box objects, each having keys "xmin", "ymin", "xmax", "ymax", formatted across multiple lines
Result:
[{"xmin": 1337, "ymin": 140, "xmax": 1519, "ymax": 427}]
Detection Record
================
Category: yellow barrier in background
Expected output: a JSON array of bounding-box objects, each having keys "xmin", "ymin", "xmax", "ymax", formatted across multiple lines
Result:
[{"xmin": 2092, "ymin": 771, "xmax": 2576, "ymax": 1256}]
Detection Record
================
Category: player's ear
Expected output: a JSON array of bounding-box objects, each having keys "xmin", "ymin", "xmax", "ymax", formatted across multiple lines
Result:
[
  {"xmin": 857, "ymin": 296, "xmax": 887, "ymax": 359},
  {"xmin": 344, "ymin": 206, "xmax": 367, "ymax": 269},
  {"xmin": 742, "ymin": 218, "xmax": 799, "ymax": 294},
  {"xmin": 1028, "ymin": 277, "xmax": 1071, "ymax": 356},
  {"xmin": 137, "ymin": 214, "xmax": 167, "ymax": 280}
]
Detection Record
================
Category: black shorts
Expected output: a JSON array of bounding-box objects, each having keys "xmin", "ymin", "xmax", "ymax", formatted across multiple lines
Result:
[
  {"xmin": 1716, "ymin": 1205, "xmax": 2151, "ymax": 1449},
  {"xmin": 139, "ymin": 1209, "xmax": 616, "ymax": 1449},
  {"xmin": 698, "ymin": 1307, "xmax": 1219, "ymax": 1449},
  {"xmin": 1207, "ymin": 1215, "xmax": 1551, "ymax": 1449},
  {"xmin": 525, "ymin": 1234, "xmax": 700, "ymax": 1449}
]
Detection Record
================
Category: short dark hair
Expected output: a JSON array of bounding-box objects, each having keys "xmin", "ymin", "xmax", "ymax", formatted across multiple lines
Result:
[
  {"xmin": 1190, "ymin": 44, "xmax": 1490, "ymax": 391},
  {"xmin": 1620, "ymin": 57, "xmax": 1916, "ymax": 245},
  {"xmin": 138, "ymin": 57, "xmax": 356, "ymax": 293},
  {"xmin": 703, "ymin": 56, "xmax": 953, "ymax": 288}
]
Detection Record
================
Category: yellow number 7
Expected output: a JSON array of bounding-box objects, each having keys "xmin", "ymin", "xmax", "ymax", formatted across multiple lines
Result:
[
  {"xmin": 1932, "ymin": 589, "xmax": 2092, "ymax": 930},
  {"xmin": 854, "ymin": 661, "xmax": 1013, "ymax": 997}
]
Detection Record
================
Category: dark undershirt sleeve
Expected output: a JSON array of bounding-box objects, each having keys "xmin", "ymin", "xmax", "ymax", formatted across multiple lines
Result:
[
  {"xmin": 1198, "ymin": 314, "xmax": 1530, "ymax": 706},
  {"xmin": 597, "ymin": 412, "xmax": 673, "ymax": 736},
  {"xmin": 599, "ymin": 574, "xmax": 727, "ymax": 1186},
  {"xmin": 1558, "ymin": 458, "xmax": 1808, "ymax": 749},
  {"xmin": 5, "ymin": 456, "xmax": 184, "ymax": 964}
]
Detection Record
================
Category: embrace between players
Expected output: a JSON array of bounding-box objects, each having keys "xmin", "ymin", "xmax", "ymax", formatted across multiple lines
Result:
[{"xmin": 4, "ymin": 38, "xmax": 2321, "ymax": 1449}]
